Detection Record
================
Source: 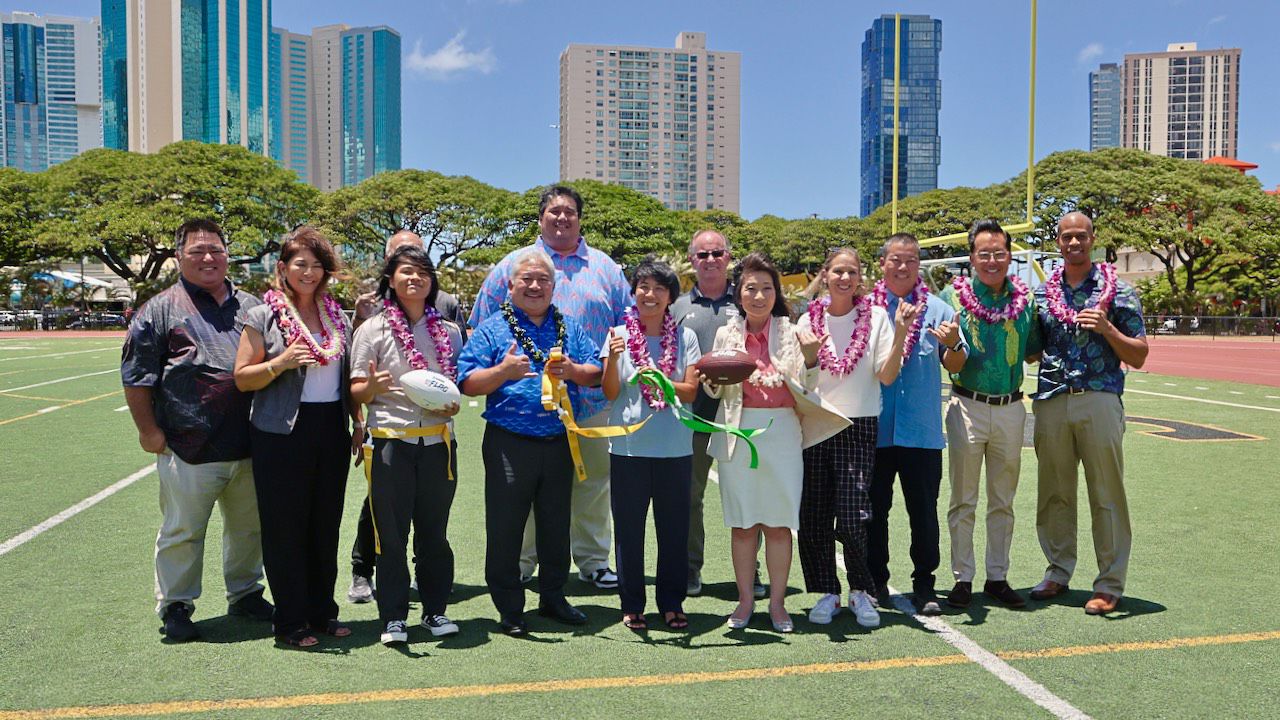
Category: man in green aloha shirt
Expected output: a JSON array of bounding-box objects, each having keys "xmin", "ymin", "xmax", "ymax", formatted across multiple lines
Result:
[{"xmin": 940, "ymin": 219, "xmax": 1042, "ymax": 610}]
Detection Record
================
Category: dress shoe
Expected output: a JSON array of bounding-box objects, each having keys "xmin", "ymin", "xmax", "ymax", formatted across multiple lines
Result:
[
  {"xmin": 1029, "ymin": 579, "xmax": 1068, "ymax": 601},
  {"xmin": 161, "ymin": 603, "xmax": 199, "ymax": 642},
  {"xmin": 1084, "ymin": 592, "xmax": 1120, "ymax": 615},
  {"xmin": 914, "ymin": 589, "xmax": 942, "ymax": 616},
  {"xmin": 498, "ymin": 616, "xmax": 528, "ymax": 636},
  {"xmin": 538, "ymin": 598, "xmax": 588, "ymax": 625},
  {"xmin": 227, "ymin": 589, "xmax": 274, "ymax": 622},
  {"xmin": 947, "ymin": 581, "xmax": 973, "ymax": 608},
  {"xmin": 983, "ymin": 580, "xmax": 1027, "ymax": 608}
]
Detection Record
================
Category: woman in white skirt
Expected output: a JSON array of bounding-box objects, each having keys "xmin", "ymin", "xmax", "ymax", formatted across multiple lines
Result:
[{"xmin": 701, "ymin": 252, "xmax": 849, "ymax": 632}]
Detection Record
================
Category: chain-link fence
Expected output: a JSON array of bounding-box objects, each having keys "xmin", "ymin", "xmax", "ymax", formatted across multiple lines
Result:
[{"xmin": 1145, "ymin": 315, "xmax": 1279, "ymax": 339}]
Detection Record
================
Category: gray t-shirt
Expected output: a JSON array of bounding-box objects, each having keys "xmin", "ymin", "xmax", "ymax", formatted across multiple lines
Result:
[
  {"xmin": 601, "ymin": 323, "xmax": 701, "ymax": 458},
  {"xmin": 670, "ymin": 284, "xmax": 736, "ymax": 423}
]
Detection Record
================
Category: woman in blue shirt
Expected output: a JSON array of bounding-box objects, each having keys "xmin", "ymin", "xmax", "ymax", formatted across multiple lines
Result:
[{"xmin": 601, "ymin": 259, "xmax": 701, "ymax": 631}]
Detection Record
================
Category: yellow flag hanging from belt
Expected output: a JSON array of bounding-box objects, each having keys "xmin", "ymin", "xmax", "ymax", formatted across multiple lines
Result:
[
  {"xmin": 540, "ymin": 347, "xmax": 647, "ymax": 481},
  {"xmin": 362, "ymin": 423, "xmax": 455, "ymax": 555}
]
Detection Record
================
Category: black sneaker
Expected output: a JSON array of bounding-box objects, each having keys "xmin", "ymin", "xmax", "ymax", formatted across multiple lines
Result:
[
  {"xmin": 162, "ymin": 603, "xmax": 199, "ymax": 642},
  {"xmin": 421, "ymin": 614, "xmax": 460, "ymax": 637},
  {"xmin": 228, "ymin": 589, "xmax": 274, "ymax": 622},
  {"xmin": 914, "ymin": 589, "xmax": 943, "ymax": 616},
  {"xmin": 874, "ymin": 584, "xmax": 893, "ymax": 608}
]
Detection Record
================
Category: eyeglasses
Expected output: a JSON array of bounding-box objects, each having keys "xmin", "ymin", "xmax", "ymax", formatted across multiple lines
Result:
[
  {"xmin": 183, "ymin": 246, "xmax": 227, "ymax": 258},
  {"xmin": 694, "ymin": 250, "xmax": 726, "ymax": 260},
  {"xmin": 975, "ymin": 251, "xmax": 1010, "ymax": 262}
]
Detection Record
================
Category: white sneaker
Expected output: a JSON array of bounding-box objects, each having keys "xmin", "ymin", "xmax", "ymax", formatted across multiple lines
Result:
[
  {"xmin": 381, "ymin": 620, "xmax": 408, "ymax": 645},
  {"xmin": 347, "ymin": 575, "xmax": 373, "ymax": 604},
  {"xmin": 579, "ymin": 568, "xmax": 619, "ymax": 589},
  {"xmin": 849, "ymin": 590, "xmax": 880, "ymax": 628},
  {"xmin": 808, "ymin": 593, "xmax": 841, "ymax": 625},
  {"xmin": 421, "ymin": 614, "xmax": 459, "ymax": 637}
]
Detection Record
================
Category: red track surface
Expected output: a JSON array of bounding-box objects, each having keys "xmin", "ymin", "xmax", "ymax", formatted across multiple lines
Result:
[{"xmin": 1140, "ymin": 336, "xmax": 1280, "ymax": 387}]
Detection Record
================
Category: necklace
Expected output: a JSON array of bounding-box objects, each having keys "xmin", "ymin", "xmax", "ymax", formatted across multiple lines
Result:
[
  {"xmin": 1045, "ymin": 263, "xmax": 1117, "ymax": 325},
  {"xmin": 952, "ymin": 276, "xmax": 1031, "ymax": 324},
  {"xmin": 383, "ymin": 300, "xmax": 456, "ymax": 380},
  {"xmin": 623, "ymin": 307, "xmax": 678, "ymax": 410},
  {"xmin": 501, "ymin": 301, "xmax": 566, "ymax": 363},
  {"xmin": 263, "ymin": 289, "xmax": 345, "ymax": 365},
  {"xmin": 872, "ymin": 278, "xmax": 928, "ymax": 357},
  {"xmin": 807, "ymin": 294, "xmax": 872, "ymax": 375}
]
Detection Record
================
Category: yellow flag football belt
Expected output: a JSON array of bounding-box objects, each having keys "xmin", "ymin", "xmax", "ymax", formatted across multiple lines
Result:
[
  {"xmin": 362, "ymin": 424, "xmax": 453, "ymax": 554},
  {"xmin": 540, "ymin": 349, "xmax": 647, "ymax": 482}
]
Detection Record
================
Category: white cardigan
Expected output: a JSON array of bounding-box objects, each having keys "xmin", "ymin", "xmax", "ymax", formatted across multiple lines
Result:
[{"xmin": 704, "ymin": 316, "xmax": 851, "ymax": 462}]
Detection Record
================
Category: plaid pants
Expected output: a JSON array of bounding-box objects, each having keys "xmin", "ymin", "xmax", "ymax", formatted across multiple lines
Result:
[{"xmin": 798, "ymin": 417, "xmax": 877, "ymax": 595}]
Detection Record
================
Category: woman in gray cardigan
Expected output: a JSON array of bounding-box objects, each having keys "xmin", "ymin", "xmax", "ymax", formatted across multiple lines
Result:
[{"xmin": 233, "ymin": 226, "xmax": 363, "ymax": 649}]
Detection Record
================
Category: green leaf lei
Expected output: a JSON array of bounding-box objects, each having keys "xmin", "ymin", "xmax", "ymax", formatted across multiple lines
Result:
[{"xmin": 500, "ymin": 301, "xmax": 566, "ymax": 364}]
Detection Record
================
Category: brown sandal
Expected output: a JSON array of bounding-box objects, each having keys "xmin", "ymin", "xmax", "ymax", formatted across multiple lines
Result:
[
  {"xmin": 277, "ymin": 628, "xmax": 319, "ymax": 648},
  {"xmin": 312, "ymin": 619, "xmax": 352, "ymax": 637},
  {"xmin": 663, "ymin": 611, "xmax": 689, "ymax": 630},
  {"xmin": 622, "ymin": 613, "xmax": 647, "ymax": 631}
]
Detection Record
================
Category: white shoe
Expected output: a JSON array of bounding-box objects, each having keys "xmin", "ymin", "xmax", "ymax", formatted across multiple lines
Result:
[
  {"xmin": 579, "ymin": 568, "xmax": 619, "ymax": 589},
  {"xmin": 849, "ymin": 590, "xmax": 880, "ymax": 628},
  {"xmin": 807, "ymin": 593, "xmax": 841, "ymax": 625},
  {"xmin": 347, "ymin": 575, "xmax": 373, "ymax": 604},
  {"xmin": 381, "ymin": 620, "xmax": 408, "ymax": 645},
  {"xmin": 421, "ymin": 614, "xmax": 459, "ymax": 637}
]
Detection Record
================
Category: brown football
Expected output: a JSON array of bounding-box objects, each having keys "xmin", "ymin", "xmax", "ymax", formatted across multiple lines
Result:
[{"xmin": 695, "ymin": 348, "xmax": 757, "ymax": 385}]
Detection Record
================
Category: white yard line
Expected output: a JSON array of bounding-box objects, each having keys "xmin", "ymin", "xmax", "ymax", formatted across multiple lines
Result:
[
  {"xmin": 0, "ymin": 369, "xmax": 116, "ymax": 393},
  {"xmin": 0, "ymin": 465, "xmax": 154, "ymax": 557},
  {"xmin": 1126, "ymin": 388, "xmax": 1280, "ymax": 413},
  {"xmin": 0, "ymin": 347, "xmax": 117, "ymax": 362},
  {"xmin": 114, "ymin": 405, "xmax": 130, "ymax": 412},
  {"xmin": 36, "ymin": 406, "xmax": 61, "ymax": 414}
]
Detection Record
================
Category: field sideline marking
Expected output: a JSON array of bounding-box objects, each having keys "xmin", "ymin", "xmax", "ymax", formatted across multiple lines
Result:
[
  {"xmin": 2, "ymin": 631, "xmax": 1277, "ymax": 720},
  {"xmin": 0, "ymin": 347, "xmax": 119, "ymax": 363},
  {"xmin": 0, "ymin": 391, "xmax": 121, "ymax": 427},
  {"xmin": 1126, "ymin": 388, "xmax": 1280, "ymax": 413},
  {"xmin": 0, "ymin": 369, "xmax": 118, "ymax": 394},
  {"xmin": 0, "ymin": 464, "xmax": 153, "ymax": 558}
]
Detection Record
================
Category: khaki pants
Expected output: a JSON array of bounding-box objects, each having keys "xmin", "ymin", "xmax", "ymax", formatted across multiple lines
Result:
[
  {"xmin": 520, "ymin": 409, "xmax": 613, "ymax": 577},
  {"xmin": 154, "ymin": 452, "xmax": 264, "ymax": 616},
  {"xmin": 1032, "ymin": 391, "xmax": 1131, "ymax": 596},
  {"xmin": 946, "ymin": 394, "xmax": 1026, "ymax": 584}
]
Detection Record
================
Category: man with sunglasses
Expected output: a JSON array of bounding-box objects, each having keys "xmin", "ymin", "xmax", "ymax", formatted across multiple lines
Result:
[
  {"xmin": 121, "ymin": 219, "xmax": 273, "ymax": 642},
  {"xmin": 671, "ymin": 229, "xmax": 757, "ymax": 597}
]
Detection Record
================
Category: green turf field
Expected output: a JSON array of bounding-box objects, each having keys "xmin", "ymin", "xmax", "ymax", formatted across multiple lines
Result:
[{"xmin": 1, "ymin": 336, "xmax": 1277, "ymax": 719}]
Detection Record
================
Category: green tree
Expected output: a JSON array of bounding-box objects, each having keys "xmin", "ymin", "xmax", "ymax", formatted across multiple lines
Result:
[
  {"xmin": 38, "ymin": 142, "xmax": 317, "ymax": 287},
  {"xmin": 0, "ymin": 167, "xmax": 49, "ymax": 265}
]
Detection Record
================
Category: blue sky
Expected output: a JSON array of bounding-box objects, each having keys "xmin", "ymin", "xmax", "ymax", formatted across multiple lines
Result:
[{"xmin": 36, "ymin": 0, "xmax": 1280, "ymax": 219}]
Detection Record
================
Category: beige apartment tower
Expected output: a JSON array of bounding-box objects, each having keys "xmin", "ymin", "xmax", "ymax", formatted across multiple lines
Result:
[
  {"xmin": 560, "ymin": 32, "xmax": 740, "ymax": 213},
  {"xmin": 1121, "ymin": 42, "xmax": 1240, "ymax": 159}
]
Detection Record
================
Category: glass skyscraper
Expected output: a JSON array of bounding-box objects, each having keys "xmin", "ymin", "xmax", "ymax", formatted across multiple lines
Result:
[
  {"xmin": 339, "ymin": 25, "xmax": 400, "ymax": 187},
  {"xmin": 269, "ymin": 26, "xmax": 312, "ymax": 183},
  {"xmin": 1089, "ymin": 62, "xmax": 1121, "ymax": 150},
  {"xmin": 1, "ymin": 12, "xmax": 101, "ymax": 171},
  {"xmin": 860, "ymin": 14, "xmax": 941, "ymax": 217}
]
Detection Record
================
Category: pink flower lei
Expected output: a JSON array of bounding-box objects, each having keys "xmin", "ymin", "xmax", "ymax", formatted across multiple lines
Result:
[
  {"xmin": 807, "ymin": 294, "xmax": 873, "ymax": 376},
  {"xmin": 623, "ymin": 307, "xmax": 678, "ymax": 410},
  {"xmin": 872, "ymin": 278, "xmax": 928, "ymax": 357},
  {"xmin": 382, "ymin": 299, "xmax": 456, "ymax": 380},
  {"xmin": 951, "ymin": 275, "xmax": 1031, "ymax": 324},
  {"xmin": 263, "ymin": 288, "xmax": 346, "ymax": 365},
  {"xmin": 1044, "ymin": 263, "xmax": 1117, "ymax": 325}
]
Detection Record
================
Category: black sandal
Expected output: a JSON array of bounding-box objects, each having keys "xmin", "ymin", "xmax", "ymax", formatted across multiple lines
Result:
[
  {"xmin": 622, "ymin": 613, "xmax": 647, "ymax": 631},
  {"xmin": 663, "ymin": 611, "xmax": 689, "ymax": 630},
  {"xmin": 277, "ymin": 628, "xmax": 319, "ymax": 648},
  {"xmin": 311, "ymin": 619, "xmax": 352, "ymax": 637}
]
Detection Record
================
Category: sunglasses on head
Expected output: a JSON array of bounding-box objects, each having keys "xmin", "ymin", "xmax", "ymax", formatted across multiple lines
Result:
[{"xmin": 694, "ymin": 249, "xmax": 726, "ymax": 260}]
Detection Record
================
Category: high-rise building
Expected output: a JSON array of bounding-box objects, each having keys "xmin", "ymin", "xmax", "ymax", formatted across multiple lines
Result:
[
  {"xmin": 1089, "ymin": 62, "xmax": 1122, "ymax": 150},
  {"xmin": 269, "ymin": 27, "xmax": 313, "ymax": 184},
  {"xmin": 559, "ymin": 32, "xmax": 741, "ymax": 213},
  {"xmin": 308, "ymin": 24, "xmax": 400, "ymax": 190},
  {"xmin": 1121, "ymin": 43, "xmax": 1241, "ymax": 160},
  {"xmin": 860, "ymin": 14, "xmax": 941, "ymax": 217},
  {"xmin": 100, "ymin": 0, "xmax": 270, "ymax": 155},
  {"xmin": 1, "ymin": 12, "xmax": 101, "ymax": 171}
]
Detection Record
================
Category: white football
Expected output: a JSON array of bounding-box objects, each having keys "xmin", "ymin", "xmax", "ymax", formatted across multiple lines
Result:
[{"xmin": 399, "ymin": 370, "xmax": 461, "ymax": 411}]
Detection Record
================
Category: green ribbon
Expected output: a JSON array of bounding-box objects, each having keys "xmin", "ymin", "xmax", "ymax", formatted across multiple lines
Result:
[{"xmin": 629, "ymin": 368, "xmax": 770, "ymax": 469}]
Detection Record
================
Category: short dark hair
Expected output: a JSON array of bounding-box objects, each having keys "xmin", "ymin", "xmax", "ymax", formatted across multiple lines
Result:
[
  {"xmin": 629, "ymin": 257, "xmax": 681, "ymax": 302},
  {"xmin": 275, "ymin": 225, "xmax": 341, "ymax": 298},
  {"xmin": 174, "ymin": 219, "xmax": 226, "ymax": 252},
  {"xmin": 732, "ymin": 252, "xmax": 791, "ymax": 319},
  {"xmin": 538, "ymin": 184, "xmax": 584, "ymax": 217},
  {"xmin": 967, "ymin": 218, "xmax": 1012, "ymax": 251},
  {"xmin": 878, "ymin": 232, "xmax": 921, "ymax": 259},
  {"xmin": 377, "ymin": 244, "xmax": 440, "ymax": 311}
]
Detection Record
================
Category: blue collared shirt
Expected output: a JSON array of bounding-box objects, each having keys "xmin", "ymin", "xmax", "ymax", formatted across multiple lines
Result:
[
  {"xmin": 457, "ymin": 304, "xmax": 602, "ymax": 438},
  {"xmin": 877, "ymin": 292, "xmax": 955, "ymax": 450},
  {"xmin": 1032, "ymin": 264, "xmax": 1146, "ymax": 400},
  {"xmin": 469, "ymin": 237, "xmax": 632, "ymax": 418}
]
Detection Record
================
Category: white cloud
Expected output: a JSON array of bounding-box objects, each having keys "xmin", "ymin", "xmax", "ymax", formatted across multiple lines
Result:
[
  {"xmin": 406, "ymin": 32, "xmax": 496, "ymax": 78},
  {"xmin": 1268, "ymin": 141, "xmax": 1280, "ymax": 153},
  {"xmin": 1208, "ymin": 14, "xmax": 1227, "ymax": 25},
  {"xmin": 1077, "ymin": 42, "xmax": 1104, "ymax": 65}
]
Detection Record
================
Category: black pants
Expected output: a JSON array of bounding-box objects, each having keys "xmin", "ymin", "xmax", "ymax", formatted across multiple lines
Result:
[
  {"xmin": 798, "ymin": 418, "xmax": 877, "ymax": 595},
  {"xmin": 250, "ymin": 402, "xmax": 349, "ymax": 637},
  {"xmin": 482, "ymin": 425, "xmax": 572, "ymax": 620},
  {"xmin": 351, "ymin": 496, "xmax": 377, "ymax": 579},
  {"xmin": 868, "ymin": 446, "xmax": 943, "ymax": 594},
  {"xmin": 610, "ymin": 454, "xmax": 691, "ymax": 615},
  {"xmin": 368, "ymin": 437, "xmax": 457, "ymax": 623}
]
